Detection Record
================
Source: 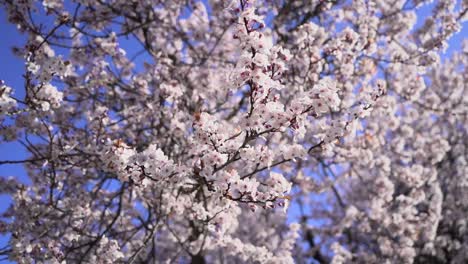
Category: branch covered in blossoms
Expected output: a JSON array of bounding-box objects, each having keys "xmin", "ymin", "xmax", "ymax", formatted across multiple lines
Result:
[{"xmin": 0, "ymin": 0, "xmax": 467, "ymax": 263}]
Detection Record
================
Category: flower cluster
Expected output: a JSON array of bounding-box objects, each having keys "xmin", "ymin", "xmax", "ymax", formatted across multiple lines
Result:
[{"xmin": 0, "ymin": 82, "xmax": 16, "ymax": 115}]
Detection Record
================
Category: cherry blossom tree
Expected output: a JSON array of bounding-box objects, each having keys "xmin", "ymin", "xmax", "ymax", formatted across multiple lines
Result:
[{"xmin": 0, "ymin": 0, "xmax": 467, "ymax": 263}]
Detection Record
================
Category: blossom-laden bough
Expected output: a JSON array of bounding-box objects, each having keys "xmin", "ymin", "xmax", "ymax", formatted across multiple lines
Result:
[{"xmin": 0, "ymin": 0, "xmax": 467, "ymax": 263}]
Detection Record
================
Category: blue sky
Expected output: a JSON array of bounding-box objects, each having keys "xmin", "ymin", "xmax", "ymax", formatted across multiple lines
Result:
[{"xmin": 0, "ymin": 2, "xmax": 467, "ymax": 263}]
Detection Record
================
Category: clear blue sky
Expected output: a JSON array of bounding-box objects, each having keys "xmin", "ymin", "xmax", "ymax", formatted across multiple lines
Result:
[{"xmin": 0, "ymin": 3, "xmax": 467, "ymax": 263}]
